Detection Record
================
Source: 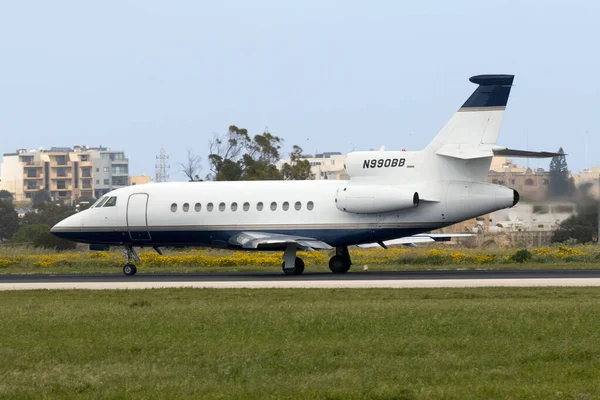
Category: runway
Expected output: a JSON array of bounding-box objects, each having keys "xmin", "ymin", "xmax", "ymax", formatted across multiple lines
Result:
[{"xmin": 2, "ymin": 269, "xmax": 600, "ymax": 290}]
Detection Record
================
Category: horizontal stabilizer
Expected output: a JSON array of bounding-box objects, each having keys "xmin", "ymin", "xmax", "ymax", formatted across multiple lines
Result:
[
  {"xmin": 492, "ymin": 147, "xmax": 565, "ymax": 158},
  {"xmin": 436, "ymin": 144, "xmax": 494, "ymax": 160},
  {"xmin": 436, "ymin": 144, "xmax": 563, "ymax": 160}
]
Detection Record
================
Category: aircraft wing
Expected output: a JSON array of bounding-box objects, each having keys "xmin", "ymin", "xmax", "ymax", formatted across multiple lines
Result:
[
  {"xmin": 358, "ymin": 234, "xmax": 475, "ymax": 248},
  {"xmin": 228, "ymin": 232, "xmax": 333, "ymax": 250}
]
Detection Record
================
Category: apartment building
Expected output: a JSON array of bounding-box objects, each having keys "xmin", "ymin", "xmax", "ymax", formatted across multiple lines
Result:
[{"xmin": 0, "ymin": 146, "xmax": 130, "ymax": 202}]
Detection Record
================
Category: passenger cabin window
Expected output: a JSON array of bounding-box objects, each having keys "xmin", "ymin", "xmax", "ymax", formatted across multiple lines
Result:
[
  {"xmin": 103, "ymin": 197, "xmax": 117, "ymax": 207},
  {"xmin": 307, "ymin": 201, "xmax": 314, "ymax": 211},
  {"xmin": 183, "ymin": 203, "xmax": 190, "ymax": 212},
  {"xmin": 243, "ymin": 202, "xmax": 250, "ymax": 211},
  {"xmin": 231, "ymin": 202, "xmax": 238, "ymax": 212},
  {"xmin": 257, "ymin": 202, "xmax": 263, "ymax": 211},
  {"xmin": 195, "ymin": 203, "xmax": 201, "ymax": 212},
  {"xmin": 219, "ymin": 202, "xmax": 226, "ymax": 212},
  {"xmin": 95, "ymin": 197, "xmax": 109, "ymax": 208},
  {"xmin": 270, "ymin": 202, "xmax": 277, "ymax": 211},
  {"xmin": 171, "ymin": 203, "xmax": 177, "ymax": 212},
  {"xmin": 282, "ymin": 201, "xmax": 289, "ymax": 211},
  {"xmin": 294, "ymin": 201, "xmax": 301, "ymax": 211},
  {"xmin": 207, "ymin": 203, "xmax": 214, "ymax": 212}
]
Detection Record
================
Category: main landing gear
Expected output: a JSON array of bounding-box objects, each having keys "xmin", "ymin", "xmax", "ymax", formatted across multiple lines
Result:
[
  {"xmin": 328, "ymin": 246, "xmax": 352, "ymax": 274},
  {"xmin": 282, "ymin": 243, "xmax": 305, "ymax": 275},
  {"xmin": 123, "ymin": 246, "xmax": 140, "ymax": 276},
  {"xmin": 281, "ymin": 244, "xmax": 352, "ymax": 275}
]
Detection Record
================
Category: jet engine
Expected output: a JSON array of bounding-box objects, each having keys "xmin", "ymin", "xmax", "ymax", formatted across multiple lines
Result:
[{"xmin": 335, "ymin": 185, "xmax": 419, "ymax": 214}]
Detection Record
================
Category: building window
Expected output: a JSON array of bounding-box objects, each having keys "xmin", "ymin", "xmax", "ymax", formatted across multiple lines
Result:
[
  {"xmin": 57, "ymin": 168, "xmax": 67, "ymax": 177},
  {"xmin": 195, "ymin": 203, "xmax": 201, "ymax": 212},
  {"xmin": 55, "ymin": 155, "xmax": 66, "ymax": 165},
  {"xmin": 96, "ymin": 180, "xmax": 100, "ymax": 184},
  {"xmin": 57, "ymin": 180, "xmax": 66, "ymax": 190},
  {"xmin": 104, "ymin": 179, "xmax": 109, "ymax": 185},
  {"xmin": 207, "ymin": 202, "xmax": 214, "ymax": 212},
  {"xmin": 307, "ymin": 201, "xmax": 314, "ymax": 211},
  {"xmin": 81, "ymin": 155, "xmax": 88, "ymax": 161},
  {"xmin": 171, "ymin": 203, "xmax": 177, "ymax": 212},
  {"xmin": 243, "ymin": 202, "xmax": 250, "ymax": 211},
  {"xmin": 257, "ymin": 202, "xmax": 263, "ymax": 211},
  {"xmin": 525, "ymin": 179, "xmax": 534, "ymax": 186},
  {"xmin": 103, "ymin": 167, "xmax": 109, "ymax": 173},
  {"xmin": 183, "ymin": 203, "xmax": 190, "ymax": 212},
  {"xmin": 282, "ymin": 201, "xmax": 289, "ymax": 211},
  {"xmin": 294, "ymin": 201, "xmax": 301, "ymax": 211},
  {"xmin": 270, "ymin": 202, "xmax": 277, "ymax": 211},
  {"xmin": 81, "ymin": 168, "xmax": 91, "ymax": 178},
  {"xmin": 219, "ymin": 202, "xmax": 226, "ymax": 212},
  {"xmin": 96, "ymin": 168, "xmax": 100, "ymax": 173},
  {"xmin": 231, "ymin": 202, "xmax": 238, "ymax": 211}
]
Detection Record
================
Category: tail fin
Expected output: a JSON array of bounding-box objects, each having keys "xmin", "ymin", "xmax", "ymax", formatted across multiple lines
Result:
[{"xmin": 425, "ymin": 74, "xmax": 514, "ymax": 154}]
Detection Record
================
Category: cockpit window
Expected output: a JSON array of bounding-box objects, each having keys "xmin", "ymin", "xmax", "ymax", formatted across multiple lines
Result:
[
  {"xmin": 94, "ymin": 197, "xmax": 109, "ymax": 208},
  {"xmin": 103, "ymin": 197, "xmax": 117, "ymax": 207}
]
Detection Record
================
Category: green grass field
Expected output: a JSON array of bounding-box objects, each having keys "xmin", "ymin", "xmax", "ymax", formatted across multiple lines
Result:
[{"xmin": 2, "ymin": 288, "xmax": 600, "ymax": 399}]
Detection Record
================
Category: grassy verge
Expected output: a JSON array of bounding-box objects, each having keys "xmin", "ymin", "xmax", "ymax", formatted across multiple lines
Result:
[
  {"xmin": 1, "ymin": 288, "xmax": 600, "ymax": 399},
  {"xmin": 1, "ymin": 245, "xmax": 600, "ymax": 275}
]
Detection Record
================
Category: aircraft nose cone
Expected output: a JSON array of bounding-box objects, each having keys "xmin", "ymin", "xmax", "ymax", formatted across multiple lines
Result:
[{"xmin": 50, "ymin": 214, "xmax": 80, "ymax": 239}]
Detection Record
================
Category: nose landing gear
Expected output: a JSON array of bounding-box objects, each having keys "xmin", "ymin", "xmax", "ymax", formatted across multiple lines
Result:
[{"xmin": 123, "ymin": 246, "xmax": 140, "ymax": 276}]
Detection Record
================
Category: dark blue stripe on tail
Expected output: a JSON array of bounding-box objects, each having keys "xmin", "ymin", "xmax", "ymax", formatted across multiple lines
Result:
[{"xmin": 461, "ymin": 74, "xmax": 514, "ymax": 108}]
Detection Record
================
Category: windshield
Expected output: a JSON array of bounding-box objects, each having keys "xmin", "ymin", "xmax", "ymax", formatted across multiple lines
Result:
[
  {"xmin": 103, "ymin": 197, "xmax": 117, "ymax": 207},
  {"xmin": 94, "ymin": 197, "xmax": 109, "ymax": 208}
]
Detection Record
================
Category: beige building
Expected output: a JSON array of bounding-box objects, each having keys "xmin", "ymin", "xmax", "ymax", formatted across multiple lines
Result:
[
  {"xmin": 130, "ymin": 174, "xmax": 152, "ymax": 186},
  {"xmin": 0, "ymin": 146, "xmax": 130, "ymax": 203}
]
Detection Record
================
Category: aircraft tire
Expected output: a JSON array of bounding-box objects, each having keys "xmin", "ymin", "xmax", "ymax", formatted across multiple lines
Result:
[
  {"xmin": 282, "ymin": 257, "xmax": 305, "ymax": 275},
  {"xmin": 123, "ymin": 263, "xmax": 137, "ymax": 276},
  {"xmin": 329, "ymin": 255, "xmax": 350, "ymax": 274}
]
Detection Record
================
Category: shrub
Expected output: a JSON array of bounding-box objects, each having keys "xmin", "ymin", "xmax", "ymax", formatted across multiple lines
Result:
[
  {"xmin": 11, "ymin": 224, "xmax": 76, "ymax": 250},
  {"xmin": 510, "ymin": 249, "xmax": 533, "ymax": 263}
]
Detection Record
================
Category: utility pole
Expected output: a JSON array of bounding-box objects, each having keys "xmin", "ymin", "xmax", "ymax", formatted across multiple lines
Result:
[{"xmin": 155, "ymin": 148, "xmax": 170, "ymax": 183}]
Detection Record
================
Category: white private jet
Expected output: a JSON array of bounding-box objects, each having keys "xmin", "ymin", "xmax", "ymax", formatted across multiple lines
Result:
[{"xmin": 51, "ymin": 74, "xmax": 558, "ymax": 276}]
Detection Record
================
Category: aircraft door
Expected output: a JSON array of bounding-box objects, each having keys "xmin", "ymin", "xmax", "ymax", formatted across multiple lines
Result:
[{"xmin": 127, "ymin": 193, "xmax": 151, "ymax": 241}]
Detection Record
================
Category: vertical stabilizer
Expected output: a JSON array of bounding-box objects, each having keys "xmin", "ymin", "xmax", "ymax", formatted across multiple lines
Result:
[{"xmin": 425, "ymin": 75, "xmax": 514, "ymax": 153}]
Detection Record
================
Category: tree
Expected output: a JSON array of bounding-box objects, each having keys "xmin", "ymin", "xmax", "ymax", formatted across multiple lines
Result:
[
  {"xmin": 551, "ymin": 184, "xmax": 597, "ymax": 243},
  {"xmin": 21, "ymin": 203, "xmax": 76, "ymax": 227},
  {"xmin": 281, "ymin": 145, "xmax": 314, "ymax": 180},
  {"xmin": 178, "ymin": 149, "xmax": 203, "ymax": 182},
  {"xmin": 548, "ymin": 148, "xmax": 575, "ymax": 198},
  {"xmin": 0, "ymin": 190, "xmax": 13, "ymax": 201},
  {"xmin": 0, "ymin": 200, "xmax": 19, "ymax": 242},
  {"xmin": 32, "ymin": 190, "xmax": 51, "ymax": 206},
  {"xmin": 207, "ymin": 125, "xmax": 284, "ymax": 181}
]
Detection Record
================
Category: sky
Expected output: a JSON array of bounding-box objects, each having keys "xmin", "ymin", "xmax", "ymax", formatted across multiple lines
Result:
[{"xmin": 1, "ymin": 0, "xmax": 599, "ymax": 181}]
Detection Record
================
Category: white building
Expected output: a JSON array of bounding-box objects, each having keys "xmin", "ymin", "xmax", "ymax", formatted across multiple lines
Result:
[{"xmin": 276, "ymin": 152, "xmax": 348, "ymax": 180}]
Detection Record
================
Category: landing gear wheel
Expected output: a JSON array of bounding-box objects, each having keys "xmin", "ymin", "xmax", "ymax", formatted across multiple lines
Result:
[
  {"xmin": 282, "ymin": 257, "xmax": 305, "ymax": 276},
  {"xmin": 329, "ymin": 255, "xmax": 350, "ymax": 274},
  {"xmin": 123, "ymin": 263, "xmax": 137, "ymax": 276}
]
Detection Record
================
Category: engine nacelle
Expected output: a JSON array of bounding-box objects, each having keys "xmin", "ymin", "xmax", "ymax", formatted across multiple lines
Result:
[{"xmin": 335, "ymin": 185, "xmax": 419, "ymax": 214}]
